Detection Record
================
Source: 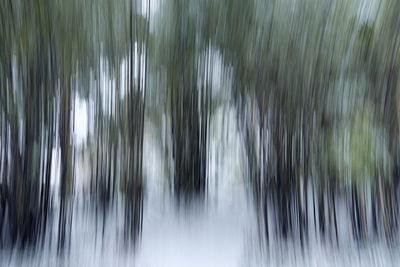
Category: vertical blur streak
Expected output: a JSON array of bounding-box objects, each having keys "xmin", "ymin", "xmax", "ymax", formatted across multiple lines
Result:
[
  {"xmin": 0, "ymin": 0, "xmax": 151, "ymax": 249},
  {"xmin": 166, "ymin": 0, "xmax": 209, "ymax": 203},
  {"xmin": 213, "ymin": 0, "xmax": 400, "ymax": 247},
  {"xmin": 0, "ymin": 0, "xmax": 59, "ymax": 248},
  {"xmin": 2, "ymin": 0, "xmax": 400, "ymax": 266}
]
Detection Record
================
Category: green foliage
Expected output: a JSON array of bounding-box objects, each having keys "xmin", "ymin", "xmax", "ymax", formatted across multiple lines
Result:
[{"xmin": 332, "ymin": 101, "xmax": 391, "ymax": 185}]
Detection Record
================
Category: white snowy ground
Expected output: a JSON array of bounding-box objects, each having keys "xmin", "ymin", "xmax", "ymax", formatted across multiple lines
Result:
[{"xmin": 135, "ymin": 106, "xmax": 253, "ymax": 267}]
